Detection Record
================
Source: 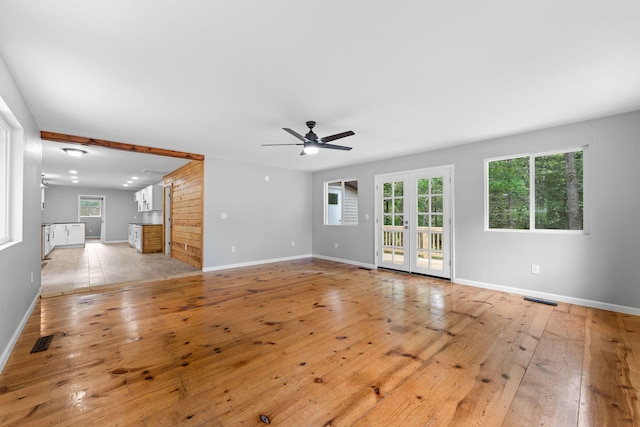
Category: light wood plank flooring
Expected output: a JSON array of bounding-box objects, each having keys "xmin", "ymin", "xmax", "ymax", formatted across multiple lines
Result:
[
  {"xmin": 41, "ymin": 241, "xmax": 200, "ymax": 297},
  {"xmin": 2, "ymin": 259, "xmax": 638, "ymax": 425}
]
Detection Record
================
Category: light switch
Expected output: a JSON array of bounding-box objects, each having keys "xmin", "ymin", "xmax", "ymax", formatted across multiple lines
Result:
[{"xmin": 220, "ymin": 213, "xmax": 228, "ymax": 220}]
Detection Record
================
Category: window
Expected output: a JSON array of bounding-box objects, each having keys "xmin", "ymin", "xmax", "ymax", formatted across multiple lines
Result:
[
  {"xmin": 486, "ymin": 147, "xmax": 585, "ymax": 231},
  {"xmin": 0, "ymin": 120, "xmax": 8, "ymax": 244},
  {"xmin": 324, "ymin": 179, "xmax": 358, "ymax": 225},
  {"xmin": 80, "ymin": 199, "xmax": 102, "ymax": 217},
  {"xmin": 0, "ymin": 96, "xmax": 24, "ymax": 248}
]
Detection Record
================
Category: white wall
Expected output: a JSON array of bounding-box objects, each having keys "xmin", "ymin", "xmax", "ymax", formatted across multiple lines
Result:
[
  {"xmin": 203, "ymin": 158, "xmax": 312, "ymax": 269},
  {"xmin": 313, "ymin": 110, "xmax": 640, "ymax": 313},
  {"xmin": 0, "ymin": 56, "xmax": 42, "ymax": 371},
  {"xmin": 41, "ymin": 185, "xmax": 139, "ymax": 241}
]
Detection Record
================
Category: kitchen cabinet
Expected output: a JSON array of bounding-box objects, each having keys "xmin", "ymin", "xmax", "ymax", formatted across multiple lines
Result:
[
  {"xmin": 41, "ymin": 225, "xmax": 52, "ymax": 259},
  {"xmin": 51, "ymin": 223, "xmax": 86, "ymax": 247},
  {"xmin": 128, "ymin": 223, "xmax": 162, "ymax": 253},
  {"xmin": 135, "ymin": 184, "xmax": 163, "ymax": 212}
]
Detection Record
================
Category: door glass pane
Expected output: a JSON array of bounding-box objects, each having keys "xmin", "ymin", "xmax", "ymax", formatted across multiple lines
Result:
[
  {"xmin": 417, "ymin": 178, "xmax": 429, "ymax": 195},
  {"xmin": 431, "ymin": 196, "xmax": 443, "ymax": 213},
  {"xmin": 394, "ymin": 181, "xmax": 403, "ymax": 197},
  {"xmin": 394, "ymin": 215, "xmax": 404, "ymax": 226},
  {"xmin": 431, "ymin": 177, "xmax": 443, "ymax": 194},
  {"xmin": 430, "ymin": 252, "xmax": 443, "ymax": 270},
  {"xmin": 383, "ymin": 182, "xmax": 392, "ymax": 197},
  {"xmin": 417, "ymin": 250, "xmax": 428, "ymax": 268},
  {"xmin": 430, "ymin": 233, "xmax": 443, "ymax": 251},
  {"xmin": 383, "ymin": 199, "xmax": 392, "ymax": 214},
  {"xmin": 394, "ymin": 198, "xmax": 403, "ymax": 214},
  {"xmin": 417, "ymin": 214, "xmax": 428, "ymax": 227},
  {"xmin": 418, "ymin": 196, "xmax": 428, "ymax": 213},
  {"xmin": 383, "ymin": 248, "xmax": 392, "ymax": 263},
  {"xmin": 393, "ymin": 248, "xmax": 404, "ymax": 265},
  {"xmin": 384, "ymin": 215, "xmax": 392, "ymax": 226}
]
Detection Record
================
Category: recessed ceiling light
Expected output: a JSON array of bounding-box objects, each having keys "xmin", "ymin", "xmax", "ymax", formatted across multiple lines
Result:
[
  {"xmin": 71, "ymin": 176, "xmax": 78, "ymax": 179},
  {"xmin": 69, "ymin": 170, "xmax": 78, "ymax": 174},
  {"xmin": 62, "ymin": 148, "xmax": 88, "ymax": 158},
  {"xmin": 127, "ymin": 180, "xmax": 133, "ymax": 184},
  {"xmin": 123, "ymin": 184, "xmax": 129, "ymax": 187},
  {"xmin": 131, "ymin": 176, "xmax": 139, "ymax": 180},
  {"xmin": 72, "ymin": 180, "xmax": 79, "ymax": 184}
]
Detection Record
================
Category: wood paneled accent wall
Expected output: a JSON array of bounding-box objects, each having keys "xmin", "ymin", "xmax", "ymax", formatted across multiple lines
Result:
[{"xmin": 163, "ymin": 160, "xmax": 204, "ymax": 269}]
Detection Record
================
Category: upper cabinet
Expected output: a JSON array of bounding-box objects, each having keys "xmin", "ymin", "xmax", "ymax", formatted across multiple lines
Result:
[{"xmin": 134, "ymin": 184, "xmax": 163, "ymax": 212}]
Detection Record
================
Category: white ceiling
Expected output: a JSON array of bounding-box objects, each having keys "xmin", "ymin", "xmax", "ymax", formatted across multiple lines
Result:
[{"xmin": 1, "ymin": 1, "xmax": 640, "ymax": 189}]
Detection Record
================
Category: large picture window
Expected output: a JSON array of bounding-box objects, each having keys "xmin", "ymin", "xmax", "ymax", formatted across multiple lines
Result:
[{"xmin": 486, "ymin": 147, "xmax": 585, "ymax": 231}]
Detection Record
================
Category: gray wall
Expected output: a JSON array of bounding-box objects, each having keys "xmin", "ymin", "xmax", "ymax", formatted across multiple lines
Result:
[
  {"xmin": 313, "ymin": 110, "xmax": 640, "ymax": 311},
  {"xmin": 0, "ymin": 56, "xmax": 42, "ymax": 370},
  {"xmin": 41, "ymin": 185, "xmax": 139, "ymax": 241},
  {"xmin": 203, "ymin": 159, "xmax": 312, "ymax": 269}
]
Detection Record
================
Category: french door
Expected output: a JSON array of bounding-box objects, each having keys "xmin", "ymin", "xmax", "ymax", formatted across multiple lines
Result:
[{"xmin": 376, "ymin": 167, "xmax": 451, "ymax": 278}]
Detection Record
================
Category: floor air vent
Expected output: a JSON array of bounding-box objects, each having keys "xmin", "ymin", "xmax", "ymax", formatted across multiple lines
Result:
[
  {"xmin": 31, "ymin": 335, "xmax": 54, "ymax": 353},
  {"xmin": 524, "ymin": 296, "xmax": 558, "ymax": 306}
]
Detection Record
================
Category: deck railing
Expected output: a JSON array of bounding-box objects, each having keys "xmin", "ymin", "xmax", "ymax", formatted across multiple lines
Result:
[{"xmin": 382, "ymin": 226, "xmax": 443, "ymax": 251}]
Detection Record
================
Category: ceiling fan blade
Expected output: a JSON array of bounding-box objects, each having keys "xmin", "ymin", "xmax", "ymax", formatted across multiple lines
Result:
[
  {"xmin": 299, "ymin": 149, "xmax": 306, "ymax": 156},
  {"xmin": 320, "ymin": 131, "xmax": 355, "ymax": 143},
  {"xmin": 261, "ymin": 143, "xmax": 304, "ymax": 146},
  {"xmin": 283, "ymin": 128, "xmax": 307, "ymax": 142},
  {"xmin": 320, "ymin": 143, "xmax": 352, "ymax": 151}
]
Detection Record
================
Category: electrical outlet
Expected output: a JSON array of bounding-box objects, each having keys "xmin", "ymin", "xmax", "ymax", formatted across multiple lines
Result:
[
  {"xmin": 184, "ymin": 243, "xmax": 187, "ymax": 250},
  {"xmin": 531, "ymin": 264, "xmax": 540, "ymax": 274},
  {"xmin": 291, "ymin": 241, "xmax": 295, "ymax": 247},
  {"xmin": 231, "ymin": 246, "xmax": 236, "ymax": 253},
  {"xmin": 30, "ymin": 271, "xmax": 34, "ymax": 283},
  {"xmin": 334, "ymin": 242, "xmax": 338, "ymax": 249}
]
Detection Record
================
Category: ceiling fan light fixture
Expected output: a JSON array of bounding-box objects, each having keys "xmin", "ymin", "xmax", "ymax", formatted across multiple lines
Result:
[
  {"xmin": 303, "ymin": 145, "xmax": 319, "ymax": 155},
  {"xmin": 62, "ymin": 148, "xmax": 88, "ymax": 158}
]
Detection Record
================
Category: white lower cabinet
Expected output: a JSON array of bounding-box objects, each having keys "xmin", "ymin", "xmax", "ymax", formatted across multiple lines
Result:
[{"xmin": 51, "ymin": 223, "xmax": 86, "ymax": 247}]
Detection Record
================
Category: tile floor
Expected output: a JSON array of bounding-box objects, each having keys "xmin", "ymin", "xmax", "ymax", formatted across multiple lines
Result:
[{"xmin": 41, "ymin": 241, "xmax": 201, "ymax": 297}]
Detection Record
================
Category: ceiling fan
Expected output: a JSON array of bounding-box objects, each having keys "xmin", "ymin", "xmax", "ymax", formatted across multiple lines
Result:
[{"xmin": 262, "ymin": 121, "xmax": 354, "ymax": 155}]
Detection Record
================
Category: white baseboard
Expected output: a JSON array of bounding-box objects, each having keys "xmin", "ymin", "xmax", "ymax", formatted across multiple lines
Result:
[
  {"xmin": 312, "ymin": 254, "xmax": 376, "ymax": 270},
  {"xmin": 0, "ymin": 292, "xmax": 39, "ymax": 374},
  {"xmin": 454, "ymin": 277, "xmax": 640, "ymax": 316},
  {"xmin": 202, "ymin": 254, "xmax": 313, "ymax": 272}
]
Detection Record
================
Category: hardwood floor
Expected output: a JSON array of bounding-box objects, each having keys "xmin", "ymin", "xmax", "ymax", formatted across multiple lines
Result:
[
  {"xmin": 41, "ymin": 241, "xmax": 200, "ymax": 297},
  {"xmin": 2, "ymin": 259, "xmax": 638, "ymax": 426}
]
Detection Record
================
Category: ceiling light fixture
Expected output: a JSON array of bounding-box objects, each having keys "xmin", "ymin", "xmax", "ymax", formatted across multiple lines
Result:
[
  {"xmin": 62, "ymin": 148, "xmax": 87, "ymax": 158},
  {"xmin": 69, "ymin": 170, "xmax": 78, "ymax": 174},
  {"xmin": 303, "ymin": 146, "xmax": 319, "ymax": 155}
]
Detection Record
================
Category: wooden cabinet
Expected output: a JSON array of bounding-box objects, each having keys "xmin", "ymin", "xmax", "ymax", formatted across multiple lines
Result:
[{"xmin": 128, "ymin": 223, "xmax": 162, "ymax": 253}]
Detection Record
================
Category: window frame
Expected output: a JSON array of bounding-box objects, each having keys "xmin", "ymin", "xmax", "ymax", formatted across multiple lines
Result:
[
  {"xmin": 0, "ymin": 95, "xmax": 24, "ymax": 251},
  {"xmin": 0, "ymin": 119, "xmax": 9, "ymax": 245},
  {"xmin": 484, "ymin": 145, "xmax": 588, "ymax": 234},
  {"xmin": 79, "ymin": 199, "xmax": 102, "ymax": 217},
  {"xmin": 323, "ymin": 178, "xmax": 359, "ymax": 226}
]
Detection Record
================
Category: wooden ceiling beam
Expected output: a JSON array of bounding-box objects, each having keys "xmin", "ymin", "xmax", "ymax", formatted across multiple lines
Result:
[{"xmin": 40, "ymin": 131, "xmax": 204, "ymax": 161}]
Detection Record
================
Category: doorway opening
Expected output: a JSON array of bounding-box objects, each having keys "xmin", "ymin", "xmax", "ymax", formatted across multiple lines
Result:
[{"xmin": 78, "ymin": 195, "xmax": 105, "ymax": 242}]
